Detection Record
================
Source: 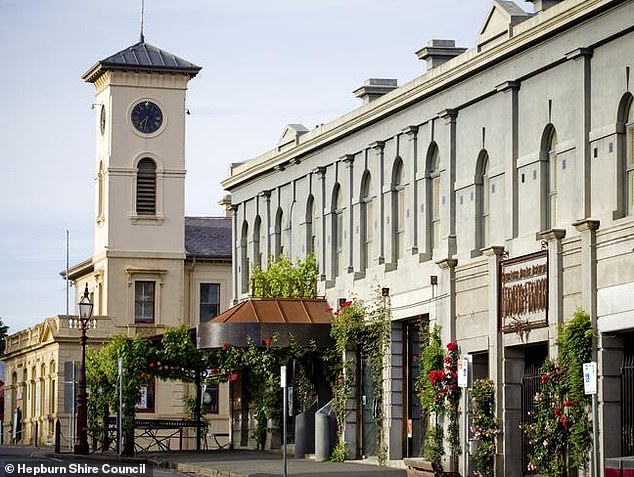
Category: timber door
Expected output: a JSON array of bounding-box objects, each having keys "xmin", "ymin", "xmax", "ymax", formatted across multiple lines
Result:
[{"xmin": 521, "ymin": 345, "xmax": 547, "ymax": 475}]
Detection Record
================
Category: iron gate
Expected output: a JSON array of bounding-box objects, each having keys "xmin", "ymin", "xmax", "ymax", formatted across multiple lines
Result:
[{"xmin": 521, "ymin": 363, "xmax": 542, "ymax": 474}]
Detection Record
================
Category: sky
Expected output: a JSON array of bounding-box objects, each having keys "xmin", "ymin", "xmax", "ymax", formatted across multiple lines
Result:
[{"xmin": 0, "ymin": 0, "xmax": 529, "ymax": 334}]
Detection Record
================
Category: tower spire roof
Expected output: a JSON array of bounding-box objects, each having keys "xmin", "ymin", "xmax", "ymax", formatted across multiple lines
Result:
[{"xmin": 82, "ymin": 41, "xmax": 201, "ymax": 83}]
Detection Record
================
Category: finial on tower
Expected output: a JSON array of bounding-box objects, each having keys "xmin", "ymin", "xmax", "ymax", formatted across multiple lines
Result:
[{"xmin": 140, "ymin": 0, "xmax": 145, "ymax": 43}]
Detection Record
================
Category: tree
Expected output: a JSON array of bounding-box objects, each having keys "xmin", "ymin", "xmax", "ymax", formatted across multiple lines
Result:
[{"xmin": 0, "ymin": 317, "xmax": 9, "ymax": 356}]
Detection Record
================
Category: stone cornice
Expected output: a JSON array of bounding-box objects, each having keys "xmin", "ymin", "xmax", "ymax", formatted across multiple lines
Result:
[{"xmin": 222, "ymin": 0, "xmax": 621, "ymax": 191}]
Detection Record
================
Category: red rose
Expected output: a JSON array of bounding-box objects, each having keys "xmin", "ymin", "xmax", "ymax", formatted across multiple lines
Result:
[
  {"xmin": 264, "ymin": 337, "xmax": 272, "ymax": 346},
  {"xmin": 229, "ymin": 371, "xmax": 239, "ymax": 382},
  {"xmin": 223, "ymin": 342, "xmax": 229, "ymax": 350},
  {"xmin": 149, "ymin": 362, "xmax": 155, "ymax": 368},
  {"xmin": 211, "ymin": 368, "xmax": 217, "ymax": 375},
  {"xmin": 412, "ymin": 354, "xmax": 419, "ymax": 362},
  {"xmin": 447, "ymin": 342, "xmax": 458, "ymax": 352}
]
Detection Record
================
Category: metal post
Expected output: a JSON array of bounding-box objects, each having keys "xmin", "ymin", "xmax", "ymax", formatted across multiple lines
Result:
[
  {"xmin": 118, "ymin": 357, "xmax": 123, "ymax": 456},
  {"xmin": 592, "ymin": 394, "xmax": 599, "ymax": 477},
  {"xmin": 281, "ymin": 365, "xmax": 288, "ymax": 477},
  {"xmin": 463, "ymin": 389, "xmax": 468, "ymax": 476},
  {"xmin": 74, "ymin": 326, "xmax": 89, "ymax": 454}
]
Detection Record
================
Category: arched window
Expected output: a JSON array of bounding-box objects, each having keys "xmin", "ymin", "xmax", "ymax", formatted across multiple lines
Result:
[
  {"xmin": 426, "ymin": 144, "xmax": 441, "ymax": 251},
  {"xmin": 253, "ymin": 216, "xmax": 262, "ymax": 268},
  {"xmin": 274, "ymin": 207, "xmax": 283, "ymax": 258},
  {"xmin": 392, "ymin": 158, "xmax": 405, "ymax": 261},
  {"xmin": 240, "ymin": 221, "xmax": 249, "ymax": 293},
  {"xmin": 136, "ymin": 158, "xmax": 157, "ymax": 215},
  {"xmin": 305, "ymin": 196, "xmax": 315, "ymax": 256},
  {"xmin": 332, "ymin": 184, "xmax": 343, "ymax": 277},
  {"xmin": 624, "ymin": 96, "xmax": 634, "ymax": 214},
  {"xmin": 360, "ymin": 172, "xmax": 373, "ymax": 270},
  {"xmin": 541, "ymin": 126, "xmax": 558, "ymax": 230},
  {"xmin": 49, "ymin": 361, "xmax": 56, "ymax": 415},
  {"xmin": 476, "ymin": 151, "xmax": 490, "ymax": 250}
]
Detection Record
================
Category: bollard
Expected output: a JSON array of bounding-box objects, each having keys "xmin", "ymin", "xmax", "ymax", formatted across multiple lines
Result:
[
  {"xmin": 55, "ymin": 419, "xmax": 61, "ymax": 453},
  {"xmin": 34, "ymin": 422, "xmax": 39, "ymax": 447}
]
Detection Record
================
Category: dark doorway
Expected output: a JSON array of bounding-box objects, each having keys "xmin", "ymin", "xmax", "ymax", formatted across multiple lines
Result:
[
  {"xmin": 621, "ymin": 333, "xmax": 634, "ymax": 456},
  {"xmin": 358, "ymin": 351, "xmax": 380, "ymax": 458},
  {"xmin": 403, "ymin": 318, "xmax": 424, "ymax": 458},
  {"xmin": 521, "ymin": 344, "xmax": 548, "ymax": 475}
]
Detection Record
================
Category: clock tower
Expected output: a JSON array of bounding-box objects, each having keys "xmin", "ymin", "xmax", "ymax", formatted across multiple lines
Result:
[{"xmin": 82, "ymin": 41, "xmax": 201, "ymax": 328}]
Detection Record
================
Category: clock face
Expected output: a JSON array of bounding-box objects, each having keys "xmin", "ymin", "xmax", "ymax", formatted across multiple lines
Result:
[
  {"xmin": 131, "ymin": 101, "xmax": 163, "ymax": 134},
  {"xmin": 99, "ymin": 105, "xmax": 106, "ymax": 135}
]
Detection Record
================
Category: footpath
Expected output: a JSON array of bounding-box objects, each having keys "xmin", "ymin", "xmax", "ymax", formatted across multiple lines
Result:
[{"xmin": 39, "ymin": 448, "xmax": 407, "ymax": 477}]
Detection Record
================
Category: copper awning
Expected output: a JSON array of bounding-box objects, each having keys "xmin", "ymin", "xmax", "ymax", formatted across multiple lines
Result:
[{"xmin": 197, "ymin": 298, "xmax": 334, "ymax": 349}]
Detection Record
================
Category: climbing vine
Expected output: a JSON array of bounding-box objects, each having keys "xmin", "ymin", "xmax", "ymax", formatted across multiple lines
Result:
[
  {"xmin": 470, "ymin": 379, "xmax": 499, "ymax": 477},
  {"xmin": 328, "ymin": 288, "xmax": 391, "ymax": 463},
  {"xmin": 415, "ymin": 323, "xmax": 461, "ymax": 470},
  {"xmin": 522, "ymin": 309, "xmax": 594, "ymax": 476}
]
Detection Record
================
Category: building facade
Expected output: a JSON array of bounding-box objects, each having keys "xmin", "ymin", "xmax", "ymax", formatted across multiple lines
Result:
[
  {"xmin": 222, "ymin": 0, "xmax": 634, "ymax": 474},
  {"xmin": 3, "ymin": 39, "xmax": 233, "ymax": 449}
]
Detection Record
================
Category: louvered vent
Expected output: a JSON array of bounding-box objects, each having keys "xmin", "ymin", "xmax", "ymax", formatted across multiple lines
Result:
[{"xmin": 136, "ymin": 158, "xmax": 156, "ymax": 215}]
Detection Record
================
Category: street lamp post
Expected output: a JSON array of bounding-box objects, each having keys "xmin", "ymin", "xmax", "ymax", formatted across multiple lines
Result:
[{"xmin": 71, "ymin": 284, "xmax": 94, "ymax": 455}]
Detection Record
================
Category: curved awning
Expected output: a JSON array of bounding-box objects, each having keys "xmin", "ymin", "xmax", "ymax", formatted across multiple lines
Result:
[{"xmin": 197, "ymin": 298, "xmax": 334, "ymax": 349}]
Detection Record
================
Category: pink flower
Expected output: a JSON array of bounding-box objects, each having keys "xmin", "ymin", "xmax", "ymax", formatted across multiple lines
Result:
[
  {"xmin": 210, "ymin": 368, "xmax": 217, "ymax": 375},
  {"xmin": 264, "ymin": 337, "xmax": 272, "ymax": 346},
  {"xmin": 412, "ymin": 354, "xmax": 419, "ymax": 362},
  {"xmin": 229, "ymin": 371, "xmax": 239, "ymax": 382}
]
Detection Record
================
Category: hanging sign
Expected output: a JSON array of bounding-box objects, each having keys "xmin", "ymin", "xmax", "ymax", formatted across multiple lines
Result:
[
  {"xmin": 583, "ymin": 361, "xmax": 597, "ymax": 395},
  {"xmin": 457, "ymin": 358, "xmax": 469, "ymax": 388}
]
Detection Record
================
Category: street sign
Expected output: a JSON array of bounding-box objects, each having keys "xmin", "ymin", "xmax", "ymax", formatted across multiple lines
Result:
[
  {"xmin": 280, "ymin": 365, "xmax": 287, "ymax": 388},
  {"xmin": 457, "ymin": 358, "xmax": 469, "ymax": 388},
  {"xmin": 583, "ymin": 361, "xmax": 597, "ymax": 395}
]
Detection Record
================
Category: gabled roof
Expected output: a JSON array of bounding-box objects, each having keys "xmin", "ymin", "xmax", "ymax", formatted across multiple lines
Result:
[
  {"xmin": 82, "ymin": 41, "xmax": 201, "ymax": 83},
  {"xmin": 184, "ymin": 216, "xmax": 232, "ymax": 261},
  {"xmin": 478, "ymin": 0, "xmax": 531, "ymax": 50}
]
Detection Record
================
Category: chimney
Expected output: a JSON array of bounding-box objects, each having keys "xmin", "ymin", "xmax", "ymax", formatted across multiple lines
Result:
[
  {"xmin": 527, "ymin": 0, "xmax": 563, "ymax": 13},
  {"xmin": 416, "ymin": 39, "xmax": 467, "ymax": 69},
  {"xmin": 218, "ymin": 194, "xmax": 233, "ymax": 217},
  {"xmin": 353, "ymin": 78, "xmax": 398, "ymax": 104}
]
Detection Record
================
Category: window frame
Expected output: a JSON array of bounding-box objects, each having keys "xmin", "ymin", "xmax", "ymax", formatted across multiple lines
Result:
[
  {"xmin": 134, "ymin": 280, "xmax": 156, "ymax": 324},
  {"xmin": 200, "ymin": 283, "xmax": 221, "ymax": 324}
]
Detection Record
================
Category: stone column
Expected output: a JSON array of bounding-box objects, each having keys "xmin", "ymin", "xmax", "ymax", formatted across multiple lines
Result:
[
  {"xmin": 370, "ymin": 141, "xmax": 386, "ymax": 264},
  {"xmin": 314, "ymin": 167, "xmax": 327, "ymax": 281},
  {"xmin": 403, "ymin": 125, "xmax": 420, "ymax": 255},
  {"xmin": 342, "ymin": 154, "xmax": 355, "ymax": 274},
  {"xmin": 439, "ymin": 109, "xmax": 458, "ymax": 258},
  {"xmin": 496, "ymin": 81, "xmax": 520, "ymax": 240},
  {"xmin": 483, "ymin": 245, "xmax": 506, "ymax": 477},
  {"xmin": 540, "ymin": 228, "xmax": 566, "ymax": 358}
]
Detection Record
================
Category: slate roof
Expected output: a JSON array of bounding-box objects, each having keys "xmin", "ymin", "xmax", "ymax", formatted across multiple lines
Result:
[
  {"xmin": 82, "ymin": 41, "xmax": 201, "ymax": 83},
  {"xmin": 185, "ymin": 217, "xmax": 232, "ymax": 261}
]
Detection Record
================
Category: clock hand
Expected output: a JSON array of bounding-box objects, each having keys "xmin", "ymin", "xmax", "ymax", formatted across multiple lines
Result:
[{"xmin": 139, "ymin": 116, "xmax": 148, "ymax": 132}]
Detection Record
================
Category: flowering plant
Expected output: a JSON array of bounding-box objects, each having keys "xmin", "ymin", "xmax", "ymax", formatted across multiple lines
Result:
[
  {"xmin": 470, "ymin": 379, "xmax": 499, "ymax": 477},
  {"xmin": 522, "ymin": 310, "xmax": 594, "ymax": 476}
]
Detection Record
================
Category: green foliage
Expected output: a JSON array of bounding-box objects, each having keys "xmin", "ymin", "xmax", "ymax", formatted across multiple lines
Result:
[
  {"xmin": 415, "ymin": 323, "xmax": 462, "ymax": 469},
  {"xmin": 251, "ymin": 253, "xmax": 318, "ymax": 298},
  {"xmin": 328, "ymin": 289, "xmax": 391, "ymax": 464},
  {"xmin": 522, "ymin": 309, "xmax": 594, "ymax": 476},
  {"xmin": 0, "ymin": 317, "xmax": 9, "ymax": 357},
  {"xmin": 330, "ymin": 441, "xmax": 348, "ymax": 462},
  {"xmin": 470, "ymin": 379, "xmax": 499, "ymax": 477}
]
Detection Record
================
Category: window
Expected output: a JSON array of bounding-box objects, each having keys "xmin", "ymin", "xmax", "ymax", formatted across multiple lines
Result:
[
  {"xmin": 274, "ymin": 208, "xmax": 283, "ymax": 258},
  {"xmin": 625, "ymin": 102, "xmax": 634, "ymax": 215},
  {"xmin": 134, "ymin": 281, "xmax": 155, "ymax": 323},
  {"xmin": 476, "ymin": 151, "xmax": 490, "ymax": 250},
  {"xmin": 202, "ymin": 383, "xmax": 219, "ymax": 414},
  {"xmin": 200, "ymin": 283, "xmax": 220, "ymax": 323},
  {"xmin": 253, "ymin": 216, "xmax": 262, "ymax": 269},
  {"xmin": 544, "ymin": 128, "xmax": 558, "ymax": 229},
  {"xmin": 360, "ymin": 172, "xmax": 373, "ymax": 270},
  {"xmin": 332, "ymin": 185, "xmax": 343, "ymax": 277},
  {"xmin": 429, "ymin": 147, "xmax": 441, "ymax": 250},
  {"xmin": 136, "ymin": 158, "xmax": 157, "ymax": 215},
  {"xmin": 392, "ymin": 159, "xmax": 405, "ymax": 260},
  {"xmin": 306, "ymin": 196, "xmax": 315, "ymax": 255},
  {"xmin": 136, "ymin": 379, "xmax": 155, "ymax": 413},
  {"xmin": 240, "ymin": 222, "xmax": 249, "ymax": 294}
]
